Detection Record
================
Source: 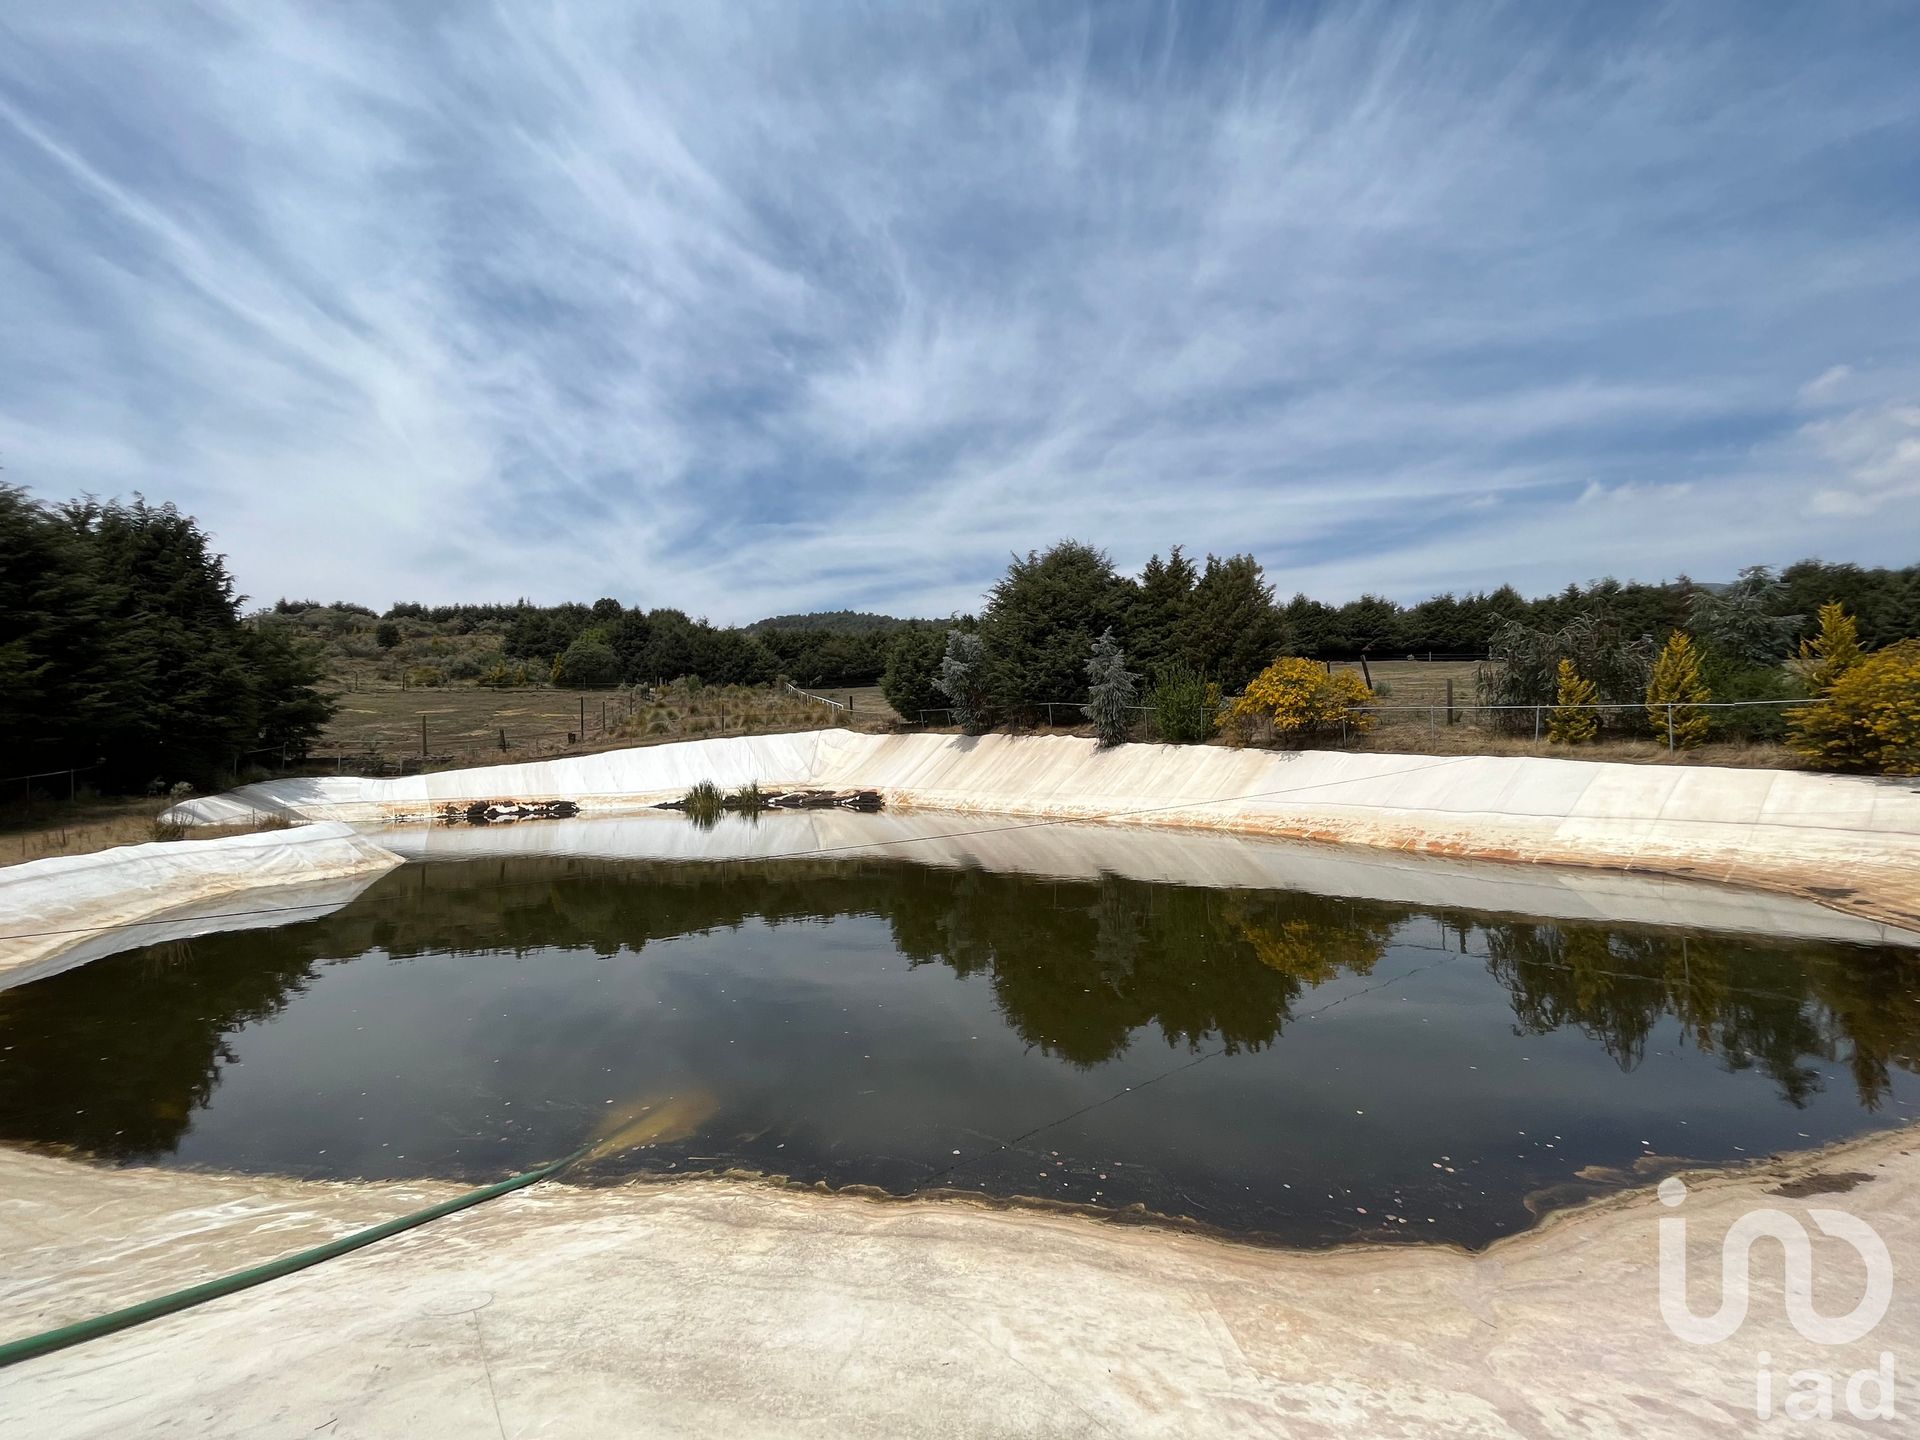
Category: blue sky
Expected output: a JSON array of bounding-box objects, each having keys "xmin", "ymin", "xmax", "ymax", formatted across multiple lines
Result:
[{"xmin": 3, "ymin": 2, "xmax": 1917, "ymax": 623}]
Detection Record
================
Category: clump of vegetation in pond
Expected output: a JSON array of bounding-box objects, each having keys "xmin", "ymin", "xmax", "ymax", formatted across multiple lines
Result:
[
  {"xmin": 729, "ymin": 781, "xmax": 768, "ymax": 815},
  {"xmin": 682, "ymin": 780, "xmax": 725, "ymax": 828}
]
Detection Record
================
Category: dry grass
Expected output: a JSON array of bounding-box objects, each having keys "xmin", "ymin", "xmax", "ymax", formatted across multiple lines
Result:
[
  {"xmin": 1328, "ymin": 657, "xmax": 1485, "ymax": 709},
  {"xmin": 321, "ymin": 686, "xmax": 644, "ymax": 757},
  {"xmin": 1348, "ymin": 727, "xmax": 1801, "ymax": 768},
  {"xmin": 306, "ymin": 680, "xmax": 898, "ymax": 775},
  {"xmin": 1, "ymin": 797, "xmax": 301, "ymax": 869}
]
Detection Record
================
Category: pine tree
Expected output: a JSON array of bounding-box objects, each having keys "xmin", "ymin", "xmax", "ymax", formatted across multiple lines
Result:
[
  {"xmin": 1547, "ymin": 658, "xmax": 1599, "ymax": 744},
  {"xmin": 1081, "ymin": 629, "xmax": 1139, "ymax": 747},
  {"xmin": 1645, "ymin": 631, "xmax": 1711, "ymax": 748}
]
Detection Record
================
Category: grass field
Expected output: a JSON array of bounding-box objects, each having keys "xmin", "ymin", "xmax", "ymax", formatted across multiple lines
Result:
[
  {"xmin": 1327, "ymin": 658, "xmax": 1484, "ymax": 713},
  {"xmin": 323, "ymin": 687, "xmax": 649, "ymax": 758},
  {"xmin": 314, "ymin": 680, "xmax": 902, "ymax": 768}
]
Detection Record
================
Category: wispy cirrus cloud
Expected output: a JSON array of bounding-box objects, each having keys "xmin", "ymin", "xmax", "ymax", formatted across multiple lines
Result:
[{"xmin": 2, "ymin": 1, "xmax": 1917, "ymax": 620}]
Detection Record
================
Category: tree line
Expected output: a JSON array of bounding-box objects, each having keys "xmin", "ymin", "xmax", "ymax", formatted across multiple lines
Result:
[
  {"xmin": 279, "ymin": 545, "xmax": 1919, "ymax": 708},
  {"xmin": 876, "ymin": 541, "xmax": 1920, "ymax": 728},
  {"xmin": 9, "ymin": 472, "xmax": 1915, "ymax": 789},
  {"xmin": 2, "ymin": 484, "xmax": 333, "ymax": 790}
]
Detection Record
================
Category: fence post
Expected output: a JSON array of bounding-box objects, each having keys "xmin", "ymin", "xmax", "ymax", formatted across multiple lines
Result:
[
  {"xmin": 1667, "ymin": 703, "xmax": 1675, "ymax": 752},
  {"xmin": 1445, "ymin": 678, "xmax": 1454, "ymax": 725},
  {"xmin": 420, "ymin": 715, "xmax": 427, "ymax": 760},
  {"xmin": 1533, "ymin": 705, "xmax": 1542, "ymax": 741},
  {"xmin": 579, "ymin": 697, "xmax": 585, "ymax": 737}
]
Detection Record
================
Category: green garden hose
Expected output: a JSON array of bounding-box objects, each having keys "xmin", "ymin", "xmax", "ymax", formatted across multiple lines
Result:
[{"xmin": 0, "ymin": 1145, "xmax": 589, "ymax": 1370}]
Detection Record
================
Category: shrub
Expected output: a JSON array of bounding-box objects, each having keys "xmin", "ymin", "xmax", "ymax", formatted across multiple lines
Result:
[
  {"xmin": 1548, "ymin": 659, "xmax": 1598, "ymax": 744},
  {"xmin": 375, "ymin": 621, "xmax": 401, "ymax": 650},
  {"xmin": 555, "ymin": 635, "xmax": 621, "ymax": 688},
  {"xmin": 1149, "ymin": 663, "xmax": 1216, "ymax": 744},
  {"xmin": 1081, "ymin": 629, "xmax": 1139, "ymax": 748},
  {"xmin": 1481, "ymin": 613, "xmax": 1650, "ymax": 734},
  {"xmin": 147, "ymin": 816, "xmax": 187, "ymax": 842},
  {"xmin": 1645, "ymin": 631, "xmax": 1710, "ymax": 749},
  {"xmin": 403, "ymin": 664, "xmax": 446, "ymax": 688},
  {"xmin": 1787, "ymin": 641, "xmax": 1920, "ymax": 773},
  {"xmin": 1227, "ymin": 657, "xmax": 1374, "ymax": 746},
  {"xmin": 1700, "ymin": 657, "xmax": 1802, "ymax": 742}
]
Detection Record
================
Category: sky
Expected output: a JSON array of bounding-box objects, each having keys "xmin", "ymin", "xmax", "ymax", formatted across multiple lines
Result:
[{"xmin": 3, "ymin": 2, "xmax": 1918, "ymax": 624}]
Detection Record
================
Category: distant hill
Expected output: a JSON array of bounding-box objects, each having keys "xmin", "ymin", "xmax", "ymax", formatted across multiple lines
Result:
[{"xmin": 745, "ymin": 610, "xmax": 908, "ymax": 635}]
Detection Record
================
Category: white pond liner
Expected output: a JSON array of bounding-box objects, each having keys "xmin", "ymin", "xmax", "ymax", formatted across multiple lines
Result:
[
  {"xmin": 6, "ymin": 731, "xmax": 1916, "ymax": 984},
  {"xmin": 0, "ymin": 822, "xmax": 402, "ymax": 986},
  {"xmin": 162, "ymin": 730, "xmax": 1920, "ymax": 929}
]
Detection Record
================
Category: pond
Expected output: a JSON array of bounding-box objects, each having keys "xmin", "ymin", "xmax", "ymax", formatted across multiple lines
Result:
[{"xmin": 2, "ymin": 816, "xmax": 1917, "ymax": 1248}]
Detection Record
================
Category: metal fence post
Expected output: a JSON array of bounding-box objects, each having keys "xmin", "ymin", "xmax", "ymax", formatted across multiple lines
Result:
[
  {"xmin": 1533, "ymin": 705, "xmax": 1542, "ymax": 741},
  {"xmin": 1667, "ymin": 703, "xmax": 1675, "ymax": 752}
]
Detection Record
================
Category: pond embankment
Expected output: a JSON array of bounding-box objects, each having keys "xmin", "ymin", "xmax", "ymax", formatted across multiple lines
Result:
[
  {"xmin": 4, "ymin": 1127, "xmax": 1916, "ymax": 1437},
  {"xmin": 163, "ymin": 729, "xmax": 1920, "ymax": 931}
]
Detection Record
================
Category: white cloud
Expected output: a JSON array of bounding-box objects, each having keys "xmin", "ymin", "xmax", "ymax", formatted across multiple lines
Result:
[
  {"xmin": 2, "ymin": 2, "xmax": 1917, "ymax": 618},
  {"xmin": 1805, "ymin": 400, "xmax": 1920, "ymax": 518}
]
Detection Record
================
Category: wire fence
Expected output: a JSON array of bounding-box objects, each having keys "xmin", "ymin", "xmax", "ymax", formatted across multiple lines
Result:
[
  {"xmin": 910, "ymin": 696, "xmax": 1830, "ymax": 751},
  {"xmin": 1, "ymin": 762, "xmax": 105, "ymax": 812}
]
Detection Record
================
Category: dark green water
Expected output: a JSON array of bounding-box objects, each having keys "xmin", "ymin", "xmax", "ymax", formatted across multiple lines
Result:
[{"xmin": 3, "ymin": 853, "xmax": 1918, "ymax": 1247}]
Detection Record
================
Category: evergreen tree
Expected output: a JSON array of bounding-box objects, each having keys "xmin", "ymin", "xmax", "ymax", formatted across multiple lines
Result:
[
  {"xmin": 1177, "ymin": 554, "xmax": 1287, "ymax": 691},
  {"xmin": 1792, "ymin": 601, "xmax": 1863, "ymax": 694},
  {"xmin": 1081, "ymin": 629, "xmax": 1139, "ymax": 747},
  {"xmin": 979, "ymin": 541, "xmax": 1133, "ymax": 713},
  {"xmin": 1281, "ymin": 593, "xmax": 1341, "ymax": 658},
  {"xmin": 0, "ymin": 488, "xmax": 334, "ymax": 788},
  {"xmin": 1688, "ymin": 566, "xmax": 1801, "ymax": 667},
  {"xmin": 1128, "ymin": 546, "xmax": 1196, "ymax": 678},
  {"xmin": 881, "ymin": 624, "xmax": 952, "ymax": 721},
  {"xmin": 1548, "ymin": 659, "xmax": 1599, "ymax": 744},
  {"xmin": 1645, "ymin": 631, "xmax": 1710, "ymax": 748},
  {"xmin": 933, "ymin": 629, "xmax": 990, "ymax": 732}
]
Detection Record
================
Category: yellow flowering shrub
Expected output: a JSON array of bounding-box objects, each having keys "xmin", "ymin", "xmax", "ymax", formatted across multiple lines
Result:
[
  {"xmin": 1788, "ymin": 640, "xmax": 1920, "ymax": 772},
  {"xmin": 1226, "ymin": 657, "xmax": 1374, "ymax": 746}
]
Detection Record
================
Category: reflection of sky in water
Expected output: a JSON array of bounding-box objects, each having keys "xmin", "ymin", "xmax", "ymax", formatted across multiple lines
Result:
[{"xmin": 2, "ymin": 856, "xmax": 1917, "ymax": 1248}]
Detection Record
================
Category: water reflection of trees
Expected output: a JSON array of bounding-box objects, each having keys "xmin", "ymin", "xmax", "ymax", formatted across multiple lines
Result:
[
  {"xmin": 1482, "ymin": 921, "xmax": 1920, "ymax": 1108},
  {"xmin": 0, "ymin": 856, "xmax": 1915, "ymax": 1161},
  {"xmin": 886, "ymin": 871, "xmax": 1405, "ymax": 1065}
]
